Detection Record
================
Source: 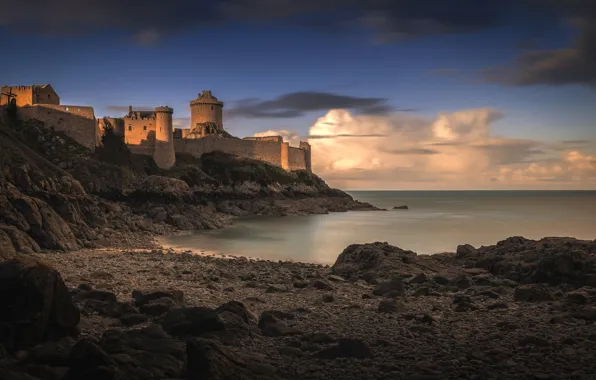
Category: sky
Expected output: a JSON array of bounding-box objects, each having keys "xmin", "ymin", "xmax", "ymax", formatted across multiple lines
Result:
[{"xmin": 1, "ymin": 0, "xmax": 595, "ymax": 190}]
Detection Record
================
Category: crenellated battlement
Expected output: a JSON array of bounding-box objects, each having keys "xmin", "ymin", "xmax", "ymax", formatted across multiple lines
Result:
[{"xmin": 155, "ymin": 106, "xmax": 173, "ymax": 114}]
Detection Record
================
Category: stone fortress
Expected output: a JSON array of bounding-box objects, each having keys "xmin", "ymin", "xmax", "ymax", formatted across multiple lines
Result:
[{"xmin": 1, "ymin": 85, "xmax": 311, "ymax": 172}]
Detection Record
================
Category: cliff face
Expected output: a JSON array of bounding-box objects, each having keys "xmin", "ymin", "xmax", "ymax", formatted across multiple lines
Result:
[{"xmin": 0, "ymin": 119, "xmax": 376, "ymax": 254}]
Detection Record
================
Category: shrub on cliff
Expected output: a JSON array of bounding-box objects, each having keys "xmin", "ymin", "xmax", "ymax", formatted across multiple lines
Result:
[
  {"xmin": 199, "ymin": 151, "xmax": 319, "ymax": 187},
  {"xmin": 96, "ymin": 126, "xmax": 134, "ymax": 167}
]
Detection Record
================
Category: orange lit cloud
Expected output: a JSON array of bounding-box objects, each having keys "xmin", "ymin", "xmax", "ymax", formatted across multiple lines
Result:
[{"xmin": 256, "ymin": 109, "xmax": 596, "ymax": 190}]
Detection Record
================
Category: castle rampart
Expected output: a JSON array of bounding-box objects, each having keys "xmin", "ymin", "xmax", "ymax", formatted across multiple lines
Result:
[{"xmin": 18, "ymin": 104, "xmax": 97, "ymax": 150}]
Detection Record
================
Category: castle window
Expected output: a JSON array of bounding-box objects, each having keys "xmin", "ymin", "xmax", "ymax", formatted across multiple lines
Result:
[
  {"xmin": 65, "ymin": 107, "xmax": 69, "ymax": 111},
  {"xmin": 211, "ymin": 106, "xmax": 214, "ymax": 110},
  {"xmin": 143, "ymin": 126, "xmax": 147, "ymax": 131},
  {"xmin": 128, "ymin": 125, "xmax": 132, "ymax": 131},
  {"xmin": 48, "ymin": 94, "xmax": 51, "ymax": 98}
]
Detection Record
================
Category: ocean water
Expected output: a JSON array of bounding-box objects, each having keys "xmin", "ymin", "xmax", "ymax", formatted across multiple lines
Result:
[{"xmin": 161, "ymin": 191, "xmax": 596, "ymax": 264}]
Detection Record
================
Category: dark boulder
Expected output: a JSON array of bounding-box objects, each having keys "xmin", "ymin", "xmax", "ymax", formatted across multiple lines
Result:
[
  {"xmin": 514, "ymin": 284, "xmax": 555, "ymax": 302},
  {"xmin": 161, "ymin": 306, "xmax": 223, "ymax": 337},
  {"xmin": 77, "ymin": 289, "xmax": 117, "ymax": 303},
  {"xmin": 373, "ymin": 276, "xmax": 405, "ymax": 297},
  {"xmin": 456, "ymin": 244, "xmax": 477, "ymax": 258},
  {"xmin": 161, "ymin": 301, "xmax": 257, "ymax": 341},
  {"xmin": 469, "ymin": 237, "xmax": 596, "ymax": 286},
  {"xmin": 187, "ymin": 338, "xmax": 284, "ymax": 380},
  {"xmin": 132, "ymin": 288, "xmax": 184, "ymax": 307},
  {"xmin": 98, "ymin": 324, "xmax": 185, "ymax": 379},
  {"xmin": 331, "ymin": 242, "xmax": 418, "ymax": 280},
  {"xmin": 62, "ymin": 339, "xmax": 121, "ymax": 380},
  {"xmin": 258, "ymin": 311, "xmax": 301, "ymax": 337},
  {"xmin": 0, "ymin": 258, "xmax": 79, "ymax": 351},
  {"xmin": 314, "ymin": 338, "xmax": 373, "ymax": 359},
  {"xmin": 139, "ymin": 297, "xmax": 178, "ymax": 316}
]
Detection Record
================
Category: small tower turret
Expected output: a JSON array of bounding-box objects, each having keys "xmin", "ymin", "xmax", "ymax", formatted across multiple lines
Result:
[
  {"xmin": 153, "ymin": 106, "xmax": 175, "ymax": 170},
  {"xmin": 190, "ymin": 90, "xmax": 224, "ymax": 130}
]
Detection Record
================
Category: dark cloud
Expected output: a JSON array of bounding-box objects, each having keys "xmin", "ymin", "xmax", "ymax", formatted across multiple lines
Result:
[
  {"xmin": 105, "ymin": 105, "xmax": 154, "ymax": 112},
  {"xmin": 473, "ymin": 140, "xmax": 544, "ymax": 165},
  {"xmin": 173, "ymin": 117, "xmax": 191, "ymax": 128},
  {"xmin": 0, "ymin": 0, "xmax": 512, "ymax": 44},
  {"xmin": 482, "ymin": 1, "xmax": 596, "ymax": 87},
  {"xmin": 380, "ymin": 147, "xmax": 440, "ymax": 155},
  {"xmin": 307, "ymin": 133, "xmax": 387, "ymax": 139},
  {"xmin": 225, "ymin": 91, "xmax": 393, "ymax": 119},
  {"xmin": 561, "ymin": 140, "xmax": 592, "ymax": 144}
]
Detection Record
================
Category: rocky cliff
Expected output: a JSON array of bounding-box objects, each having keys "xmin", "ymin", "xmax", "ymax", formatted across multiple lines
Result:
[{"xmin": 0, "ymin": 119, "xmax": 377, "ymax": 255}]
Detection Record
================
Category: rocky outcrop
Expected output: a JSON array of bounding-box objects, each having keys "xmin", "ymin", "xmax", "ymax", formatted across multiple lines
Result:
[
  {"xmin": 131, "ymin": 175, "xmax": 191, "ymax": 200},
  {"xmin": 457, "ymin": 236, "xmax": 596, "ymax": 287},
  {"xmin": 0, "ymin": 119, "xmax": 379, "ymax": 255},
  {"xmin": 330, "ymin": 242, "xmax": 455, "ymax": 281},
  {"xmin": 0, "ymin": 258, "xmax": 80, "ymax": 351}
]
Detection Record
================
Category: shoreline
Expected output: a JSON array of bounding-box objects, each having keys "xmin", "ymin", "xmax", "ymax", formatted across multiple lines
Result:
[{"xmin": 3, "ymin": 235, "xmax": 596, "ymax": 379}]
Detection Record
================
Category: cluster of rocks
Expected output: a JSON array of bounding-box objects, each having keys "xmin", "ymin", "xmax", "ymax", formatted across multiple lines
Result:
[{"xmin": 2, "ymin": 236, "xmax": 596, "ymax": 379}]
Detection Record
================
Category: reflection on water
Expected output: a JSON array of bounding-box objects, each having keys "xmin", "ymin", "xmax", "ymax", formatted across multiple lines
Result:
[{"xmin": 162, "ymin": 191, "xmax": 596, "ymax": 264}]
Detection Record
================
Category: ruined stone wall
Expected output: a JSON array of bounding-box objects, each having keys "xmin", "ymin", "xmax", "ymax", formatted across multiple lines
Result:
[
  {"xmin": 124, "ymin": 117, "xmax": 156, "ymax": 146},
  {"xmin": 288, "ymin": 147, "xmax": 307, "ymax": 171},
  {"xmin": 17, "ymin": 104, "xmax": 97, "ymax": 150}
]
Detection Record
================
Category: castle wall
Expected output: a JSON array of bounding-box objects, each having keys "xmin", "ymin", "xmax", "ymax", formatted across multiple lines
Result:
[
  {"xmin": 34, "ymin": 86, "xmax": 60, "ymax": 105},
  {"xmin": 174, "ymin": 137, "xmax": 284, "ymax": 168},
  {"xmin": 288, "ymin": 147, "xmax": 307, "ymax": 171},
  {"xmin": 17, "ymin": 104, "xmax": 97, "ymax": 150},
  {"xmin": 1, "ymin": 86, "xmax": 33, "ymax": 107},
  {"xmin": 124, "ymin": 117, "xmax": 156, "ymax": 146}
]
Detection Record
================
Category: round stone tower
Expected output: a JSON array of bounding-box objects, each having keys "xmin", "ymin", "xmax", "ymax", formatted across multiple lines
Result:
[
  {"xmin": 190, "ymin": 90, "xmax": 224, "ymax": 130},
  {"xmin": 153, "ymin": 106, "xmax": 175, "ymax": 170}
]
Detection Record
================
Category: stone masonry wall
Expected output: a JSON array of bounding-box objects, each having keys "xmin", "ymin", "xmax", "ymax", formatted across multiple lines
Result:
[
  {"xmin": 174, "ymin": 136, "xmax": 306, "ymax": 170},
  {"xmin": 124, "ymin": 117, "xmax": 156, "ymax": 146},
  {"xmin": 288, "ymin": 146, "xmax": 307, "ymax": 171},
  {"xmin": 1, "ymin": 86, "xmax": 33, "ymax": 107},
  {"xmin": 17, "ymin": 104, "xmax": 97, "ymax": 150}
]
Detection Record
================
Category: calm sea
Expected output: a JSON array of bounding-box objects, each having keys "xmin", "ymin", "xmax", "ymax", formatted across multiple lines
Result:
[{"xmin": 161, "ymin": 191, "xmax": 596, "ymax": 264}]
